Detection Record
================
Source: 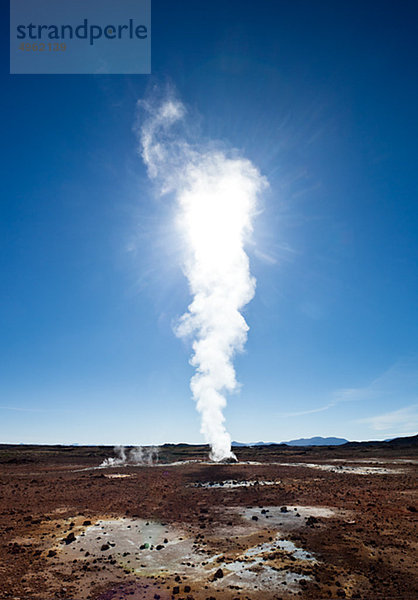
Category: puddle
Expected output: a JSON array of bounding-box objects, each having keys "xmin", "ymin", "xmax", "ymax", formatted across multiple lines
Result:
[{"xmin": 191, "ymin": 479, "xmax": 280, "ymax": 489}]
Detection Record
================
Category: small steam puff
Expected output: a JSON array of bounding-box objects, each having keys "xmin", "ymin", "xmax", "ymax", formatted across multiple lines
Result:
[
  {"xmin": 138, "ymin": 93, "xmax": 267, "ymax": 462},
  {"xmin": 101, "ymin": 445, "xmax": 159, "ymax": 467}
]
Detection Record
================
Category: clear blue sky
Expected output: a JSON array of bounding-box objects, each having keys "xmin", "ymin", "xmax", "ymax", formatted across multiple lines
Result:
[{"xmin": 1, "ymin": 1, "xmax": 417, "ymax": 444}]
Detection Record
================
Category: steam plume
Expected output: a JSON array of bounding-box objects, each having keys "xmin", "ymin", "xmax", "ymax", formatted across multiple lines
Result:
[
  {"xmin": 138, "ymin": 92, "xmax": 267, "ymax": 461},
  {"xmin": 101, "ymin": 445, "xmax": 159, "ymax": 467}
]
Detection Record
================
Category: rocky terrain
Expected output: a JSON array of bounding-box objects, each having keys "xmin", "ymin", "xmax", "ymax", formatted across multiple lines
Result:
[{"xmin": 0, "ymin": 440, "xmax": 417, "ymax": 600}]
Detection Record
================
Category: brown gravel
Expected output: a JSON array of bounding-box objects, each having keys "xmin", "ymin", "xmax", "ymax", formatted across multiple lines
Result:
[{"xmin": 0, "ymin": 443, "xmax": 417, "ymax": 600}]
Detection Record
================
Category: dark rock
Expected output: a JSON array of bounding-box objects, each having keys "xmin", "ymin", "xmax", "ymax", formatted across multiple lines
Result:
[
  {"xmin": 280, "ymin": 506, "xmax": 288, "ymax": 513},
  {"xmin": 306, "ymin": 516, "xmax": 319, "ymax": 527},
  {"xmin": 63, "ymin": 532, "xmax": 76, "ymax": 544},
  {"xmin": 173, "ymin": 586, "xmax": 180, "ymax": 594},
  {"xmin": 100, "ymin": 544, "xmax": 110, "ymax": 551},
  {"xmin": 213, "ymin": 568, "xmax": 224, "ymax": 580}
]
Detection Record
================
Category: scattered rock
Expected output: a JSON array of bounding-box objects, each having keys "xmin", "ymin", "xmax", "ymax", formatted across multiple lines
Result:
[
  {"xmin": 63, "ymin": 532, "xmax": 76, "ymax": 545},
  {"xmin": 306, "ymin": 516, "xmax": 319, "ymax": 527}
]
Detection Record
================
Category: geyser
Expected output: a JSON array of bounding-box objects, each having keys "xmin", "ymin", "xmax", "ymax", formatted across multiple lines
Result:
[{"xmin": 138, "ymin": 92, "xmax": 267, "ymax": 461}]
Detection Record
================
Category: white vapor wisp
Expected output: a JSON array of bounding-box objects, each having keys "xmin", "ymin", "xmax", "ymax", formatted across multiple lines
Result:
[
  {"xmin": 100, "ymin": 445, "xmax": 159, "ymax": 467},
  {"xmin": 138, "ymin": 95, "xmax": 267, "ymax": 462}
]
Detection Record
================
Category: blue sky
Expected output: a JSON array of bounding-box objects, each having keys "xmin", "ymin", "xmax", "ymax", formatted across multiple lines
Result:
[{"xmin": 1, "ymin": 0, "xmax": 417, "ymax": 444}]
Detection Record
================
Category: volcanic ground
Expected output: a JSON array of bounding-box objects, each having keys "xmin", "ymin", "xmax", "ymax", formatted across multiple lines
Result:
[{"xmin": 0, "ymin": 439, "xmax": 417, "ymax": 600}]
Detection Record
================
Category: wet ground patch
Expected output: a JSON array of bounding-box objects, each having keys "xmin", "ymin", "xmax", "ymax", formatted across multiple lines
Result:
[
  {"xmin": 191, "ymin": 479, "xmax": 280, "ymax": 489},
  {"xmin": 54, "ymin": 504, "xmax": 334, "ymax": 598},
  {"xmin": 276, "ymin": 462, "xmax": 405, "ymax": 474}
]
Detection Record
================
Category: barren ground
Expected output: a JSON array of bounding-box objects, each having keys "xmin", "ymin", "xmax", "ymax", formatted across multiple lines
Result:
[{"xmin": 0, "ymin": 443, "xmax": 417, "ymax": 600}]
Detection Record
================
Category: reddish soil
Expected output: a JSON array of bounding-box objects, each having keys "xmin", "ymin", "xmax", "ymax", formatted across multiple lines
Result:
[{"xmin": 0, "ymin": 443, "xmax": 417, "ymax": 600}]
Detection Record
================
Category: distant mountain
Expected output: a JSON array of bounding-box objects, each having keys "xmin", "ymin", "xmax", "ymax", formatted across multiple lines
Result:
[
  {"xmin": 388, "ymin": 434, "xmax": 418, "ymax": 447},
  {"xmin": 232, "ymin": 441, "xmax": 279, "ymax": 447},
  {"xmin": 284, "ymin": 436, "xmax": 349, "ymax": 446},
  {"xmin": 344, "ymin": 434, "xmax": 418, "ymax": 449},
  {"xmin": 232, "ymin": 436, "xmax": 349, "ymax": 447}
]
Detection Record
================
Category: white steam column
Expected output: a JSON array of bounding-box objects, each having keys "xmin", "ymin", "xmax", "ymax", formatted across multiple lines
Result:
[{"xmin": 139, "ymin": 96, "xmax": 266, "ymax": 461}]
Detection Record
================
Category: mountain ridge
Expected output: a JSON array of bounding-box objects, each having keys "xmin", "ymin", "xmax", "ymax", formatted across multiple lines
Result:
[
  {"xmin": 231, "ymin": 434, "xmax": 418, "ymax": 448},
  {"xmin": 232, "ymin": 436, "xmax": 348, "ymax": 447}
]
